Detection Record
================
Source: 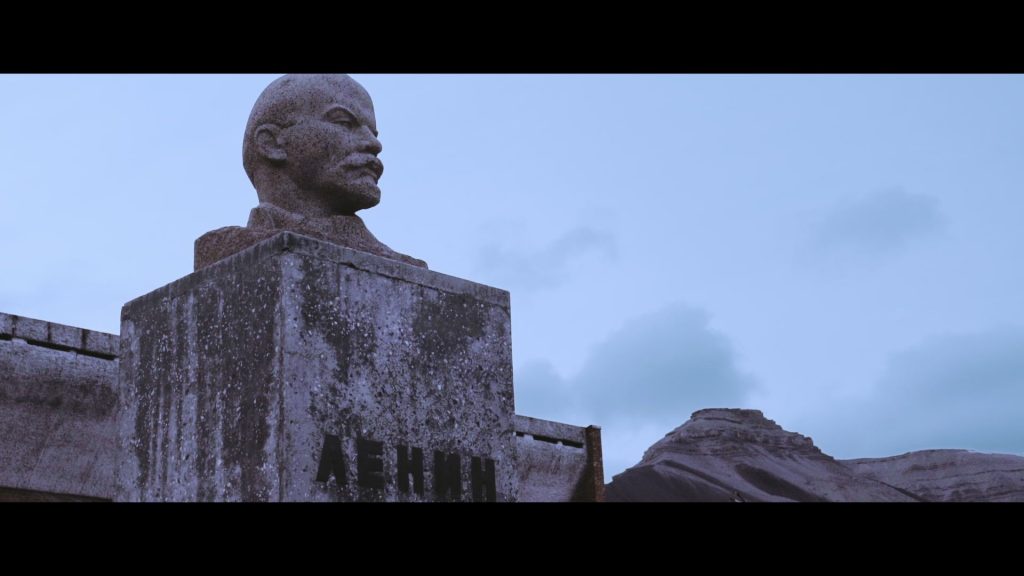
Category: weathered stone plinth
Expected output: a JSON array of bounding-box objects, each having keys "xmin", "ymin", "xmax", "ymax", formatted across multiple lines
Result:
[{"xmin": 117, "ymin": 232, "xmax": 516, "ymax": 501}]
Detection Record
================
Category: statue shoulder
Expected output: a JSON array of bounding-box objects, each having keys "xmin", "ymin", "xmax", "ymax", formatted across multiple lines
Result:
[{"xmin": 194, "ymin": 225, "xmax": 274, "ymax": 271}]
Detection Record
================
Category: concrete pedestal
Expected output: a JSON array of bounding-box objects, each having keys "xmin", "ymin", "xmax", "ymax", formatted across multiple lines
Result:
[{"xmin": 117, "ymin": 232, "xmax": 517, "ymax": 501}]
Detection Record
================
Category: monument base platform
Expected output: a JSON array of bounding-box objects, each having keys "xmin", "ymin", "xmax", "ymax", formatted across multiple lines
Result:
[{"xmin": 117, "ymin": 232, "xmax": 517, "ymax": 502}]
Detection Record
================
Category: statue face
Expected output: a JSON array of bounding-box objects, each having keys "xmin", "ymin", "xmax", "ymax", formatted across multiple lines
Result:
[{"xmin": 280, "ymin": 78, "xmax": 383, "ymax": 214}]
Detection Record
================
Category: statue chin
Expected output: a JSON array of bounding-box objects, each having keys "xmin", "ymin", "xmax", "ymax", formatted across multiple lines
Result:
[{"xmin": 329, "ymin": 184, "xmax": 381, "ymax": 215}]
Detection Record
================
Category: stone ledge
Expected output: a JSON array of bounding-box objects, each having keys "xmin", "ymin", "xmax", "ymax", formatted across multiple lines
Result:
[
  {"xmin": 0, "ymin": 312, "xmax": 118, "ymax": 359},
  {"xmin": 125, "ymin": 232, "xmax": 510, "ymax": 316},
  {"xmin": 514, "ymin": 415, "xmax": 588, "ymax": 447}
]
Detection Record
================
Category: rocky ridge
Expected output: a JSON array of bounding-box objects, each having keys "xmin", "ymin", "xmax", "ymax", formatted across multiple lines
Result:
[{"xmin": 605, "ymin": 408, "xmax": 1023, "ymax": 502}]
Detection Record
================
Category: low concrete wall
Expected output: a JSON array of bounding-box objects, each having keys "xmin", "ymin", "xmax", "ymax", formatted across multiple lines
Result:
[
  {"xmin": 515, "ymin": 415, "xmax": 604, "ymax": 502},
  {"xmin": 1, "ymin": 290, "xmax": 604, "ymax": 502},
  {"xmin": 0, "ymin": 313, "xmax": 118, "ymax": 501}
]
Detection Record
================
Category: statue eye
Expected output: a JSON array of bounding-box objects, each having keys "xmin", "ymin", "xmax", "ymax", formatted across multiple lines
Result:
[{"xmin": 326, "ymin": 109, "xmax": 357, "ymax": 127}]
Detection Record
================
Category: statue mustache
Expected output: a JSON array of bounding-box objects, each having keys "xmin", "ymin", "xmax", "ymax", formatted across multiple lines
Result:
[{"xmin": 342, "ymin": 156, "xmax": 383, "ymax": 178}]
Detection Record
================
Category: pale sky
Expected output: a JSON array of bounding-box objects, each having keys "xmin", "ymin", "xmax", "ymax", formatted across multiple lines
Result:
[{"xmin": 2, "ymin": 74, "xmax": 1023, "ymax": 480}]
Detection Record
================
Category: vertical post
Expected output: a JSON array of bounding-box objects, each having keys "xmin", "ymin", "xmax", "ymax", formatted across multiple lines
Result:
[{"xmin": 575, "ymin": 425, "xmax": 605, "ymax": 502}]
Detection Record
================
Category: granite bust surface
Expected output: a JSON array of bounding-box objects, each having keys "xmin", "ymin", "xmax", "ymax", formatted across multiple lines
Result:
[{"xmin": 195, "ymin": 74, "xmax": 426, "ymax": 270}]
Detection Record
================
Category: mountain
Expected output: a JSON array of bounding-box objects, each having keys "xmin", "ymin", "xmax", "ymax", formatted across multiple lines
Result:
[
  {"xmin": 605, "ymin": 408, "xmax": 1024, "ymax": 502},
  {"xmin": 844, "ymin": 450, "xmax": 1024, "ymax": 502}
]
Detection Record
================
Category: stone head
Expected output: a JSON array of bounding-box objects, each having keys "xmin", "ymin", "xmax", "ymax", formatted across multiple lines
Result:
[{"xmin": 243, "ymin": 74, "xmax": 383, "ymax": 216}]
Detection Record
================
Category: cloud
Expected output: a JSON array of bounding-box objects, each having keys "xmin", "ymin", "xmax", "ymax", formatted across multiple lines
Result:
[
  {"xmin": 514, "ymin": 360, "xmax": 576, "ymax": 420},
  {"xmin": 813, "ymin": 188, "xmax": 945, "ymax": 257},
  {"xmin": 803, "ymin": 326, "xmax": 1024, "ymax": 458},
  {"xmin": 573, "ymin": 304, "xmax": 754, "ymax": 422},
  {"xmin": 476, "ymin": 226, "xmax": 616, "ymax": 291},
  {"xmin": 515, "ymin": 303, "xmax": 756, "ymax": 476},
  {"xmin": 883, "ymin": 328, "xmax": 1024, "ymax": 401}
]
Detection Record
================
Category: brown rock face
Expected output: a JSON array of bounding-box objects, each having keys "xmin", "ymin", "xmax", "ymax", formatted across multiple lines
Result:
[
  {"xmin": 606, "ymin": 408, "xmax": 1024, "ymax": 502},
  {"xmin": 605, "ymin": 409, "xmax": 911, "ymax": 502}
]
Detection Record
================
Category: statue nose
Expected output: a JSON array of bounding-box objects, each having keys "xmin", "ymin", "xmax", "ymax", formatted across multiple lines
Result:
[{"xmin": 359, "ymin": 126, "xmax": 382, "ymax": 155}]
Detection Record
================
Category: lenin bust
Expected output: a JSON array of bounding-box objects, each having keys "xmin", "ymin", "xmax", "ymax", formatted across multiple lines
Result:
[{"xmin": 195, "ymin": 74, "xmax": 426, "ymax": 270}]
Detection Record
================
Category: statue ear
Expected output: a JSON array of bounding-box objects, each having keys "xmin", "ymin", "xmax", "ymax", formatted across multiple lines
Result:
[{"xmin": 254, "ymin": 124, "xmax": 287, "ymax": 163}]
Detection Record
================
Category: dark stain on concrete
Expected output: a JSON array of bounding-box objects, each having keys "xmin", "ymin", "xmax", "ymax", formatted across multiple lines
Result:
[{"xmin": 412, "ymin": 291, "xmax": 486, "ymax": 360}]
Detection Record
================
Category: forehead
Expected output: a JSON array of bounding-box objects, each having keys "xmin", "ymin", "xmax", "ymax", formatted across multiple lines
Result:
[{"xmin": 303, "ymin": 77, "xmax": 376, "ymax": 125}]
